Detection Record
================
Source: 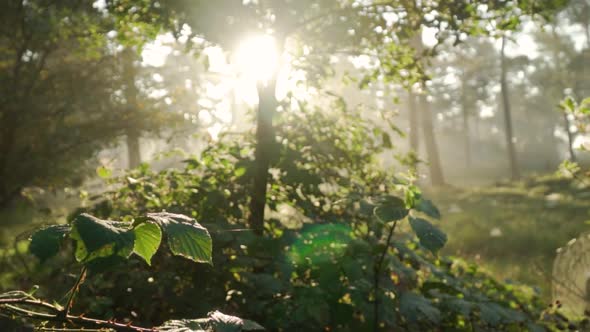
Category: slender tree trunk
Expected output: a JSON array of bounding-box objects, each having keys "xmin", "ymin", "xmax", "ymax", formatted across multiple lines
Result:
[
  {"xmin": 248, "ymin": 78, "xmax": 278, "ymax": 235},
  {"xmin": 247, "ymin": 35, "xmax": 286, "ymax": 235},
  {"xmin": 563, "ymin": 112, "xmax": 577, "ymax": 162},
  {"xmin": 419, "ymin": 94, "xmax": 445, "ymax": 186},
  {"xmin": 124, "ymin": 50, "xmax": 141, "ymax": 169},
  {"xmin": 584, "ymin": 1, "xmax": 590, "ymax": 49},
  {"xmin": 409, "ymin": 29, "xmax": 444, "ymax": 185},
  {"xmin": 126, "ymin": 129, "xmax": 141, "ymax": 168},
  {"xmin": 548, "ymin": 26, "xmax": 575, "ymax": 163},
  {"xmin": 408, "ymin": 91, "xmax": 419, "ymax": 153},
  {"xmin": 500, "ymin": 36, "xmax": 520, "ymax": 180},
  {"xmin": 407, "ymin": 91, "xmax": 420, "ymax": 172},
  {"xmin": 0, "ymin": 111, "xmax": 17, "ymax": 201},
  {"xmin": 460, "ymin": 75, "xmax": 471, "ymax": 169}
]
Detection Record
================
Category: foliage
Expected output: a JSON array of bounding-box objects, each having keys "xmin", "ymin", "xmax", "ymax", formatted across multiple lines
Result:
[
  {"xmin": 0, "ymin": 210, "xmax": 262, "ymax": 331},
  {"xmin": 0, "ymin": 1, "xmax": 582, "ymax": 331},
  {"xmin": 158, "ymin": 311, "xmax": 264, "ymax": 332},
  {"xmin": 30, "ymin": 212, "xmax": 212, "ymax": 266},
  {"xmin": 0, "ymin": 102, "xmax": 575, "ymax": 331},
  {"xmin": 0, "ymin": 0, "xmax": 181, "ymax": 211},
  {"xmin": 561, "ymin": 96, "xmax": 590, "ymax": 150}
]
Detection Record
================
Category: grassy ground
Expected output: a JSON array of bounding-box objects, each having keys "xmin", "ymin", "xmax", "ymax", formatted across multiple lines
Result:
[{"xmin": 429, "ymin": 174, "xmax": 590, "ymax": 301}]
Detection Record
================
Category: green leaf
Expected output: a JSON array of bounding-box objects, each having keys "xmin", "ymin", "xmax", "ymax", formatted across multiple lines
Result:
[
  {"xmin": 70, "ymin": 214, "xmax": 134, "ymax": 264},
  {"xmin": 409, "ymin": 217, "xmax": 447, "ymax": 254},
  {"xmin": 382, "ymin": 132, "xmax": 392, "ymax": 148},
  {"xmin": 157, "ymin": 311, "xmax": 264, "ymax": 332},
  {"xmin": 373, "ymin": 196, "xmax": 408, "ymax": 222},
  {"xmin": 29, "ymin": 225, "xmax": 70, "ymax": 262},
  {"xmin": 157, "ymin": 318, "xmax": 209, "ymax": 331},
  {"xmin": 96, "ymin": 165, "xmax": 112, "ymax": 179},
  {"xmin": 133, "ymin": 222, "xmax": 162, "ymax": 265},
  {"xmin": 147, "ymin": 212, "xmax": 212, "ymax": 264},
  {"xmin": 479, "ymin": 302, "xmax": 525, "ymax": 326},
  {"xmin": 234, "ymin": 167, "xmax": 246, "ymax": 177},
  {"xmin": 399, "ymin": 292, "xmax": 441, "ymax": 325},
  {"xmin": 414, "ymin": 198, "xmax": 441, "ymax": 219},
  {"xmin": 560, "ymin": 96, "xmax": 576, "ymax": 112},
  {"xmin": 441, "ymin": 298, "xmax": 474, "ymax": 317}
]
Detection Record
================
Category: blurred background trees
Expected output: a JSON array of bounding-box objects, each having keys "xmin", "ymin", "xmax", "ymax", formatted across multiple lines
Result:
[{"xmin": 0, "ymin": 0, "xmax": 590, "ymax": 329}]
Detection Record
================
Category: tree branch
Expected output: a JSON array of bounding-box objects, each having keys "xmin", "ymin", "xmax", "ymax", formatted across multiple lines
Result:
[
  {"xmin": 0, "ymin": 299, "xmax": 155, "ymax": 332},
  {"xmin": 61, "ymin": 266, "xmax": 87, "ymax": 318}
]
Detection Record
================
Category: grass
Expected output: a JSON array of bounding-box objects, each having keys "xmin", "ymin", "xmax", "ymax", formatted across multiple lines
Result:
[{"xmin": 429, "ymin": 174, "xmax": 590, "ymax": 301}]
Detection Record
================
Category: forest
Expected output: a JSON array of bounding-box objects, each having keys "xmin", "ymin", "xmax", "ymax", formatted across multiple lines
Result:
[{"xmin": 0, "ymin": 0, "xmax": 589, "ymax": 331}]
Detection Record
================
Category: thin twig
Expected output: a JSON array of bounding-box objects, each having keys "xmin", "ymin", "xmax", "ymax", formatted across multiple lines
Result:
[
  {"xmin": 0, "ymin": 303, "xmax": 155, "ymax": 332},
  {"xmin": 35, "ymin": 328, "xmax": 112, "ymax": 332},
  {"xmin": 62, "ymin": 266, "xmax": 87, "ymax": 317},
  {"xmin": 0, "ymin": 298, "xmax": 61, "ymax": 314}
]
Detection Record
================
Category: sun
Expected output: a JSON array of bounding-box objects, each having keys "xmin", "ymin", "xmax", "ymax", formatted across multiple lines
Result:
[{"xmin": 233, "ymin": 34, "xmax": 279, "ymax": 84}]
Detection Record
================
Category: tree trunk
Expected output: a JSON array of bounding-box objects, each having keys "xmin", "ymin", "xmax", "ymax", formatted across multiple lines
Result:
[
  {"xmin": 500, "ymin": 36, "xmax": 520, "ymax": 180},
  {"xmin": 248, "ymin": 78, "xmax": 278, "ymax": 235},
  {"xmin": 584, "ymin": 1, "xmax": 590, "ymax": 49},
  {"xmin": 460, "ymin": 75, "xmax": 471, "ymax": 169},
  {"xmin": 408, "ymin": 91, "xmax": 419, "ymax": 153},
  {"xmin": 563, "ymin": 112, "xmax": 576, "ymax": 162},
  {"xmin": 407, "ymin": 90, "xmax": 420, "ymax": 172},
  {"xmin": 124, "ymin": 50, "xmax": 141, "ymax": 169},
  {"xmin": 419, "ymin": 94, "xmax": 445, "ymax": 186},
  {"xmin": 126, "ymin": 129, "xmax": 141, "ymax": 168}
]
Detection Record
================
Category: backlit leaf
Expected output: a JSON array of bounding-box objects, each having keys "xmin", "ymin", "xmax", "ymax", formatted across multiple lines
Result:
[
  {"xmin": 133, "ymin": 222, "xmax": 162, "ymax": 265},
  {"xmin": 147, "ymin": 212, "xmax": 212, "ymax": 264}
]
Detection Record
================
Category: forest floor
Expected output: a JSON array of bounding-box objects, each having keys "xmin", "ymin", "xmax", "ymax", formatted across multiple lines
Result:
[{"xmin": 429, "ymin": 174, "xmax": 590, "ymax": 301}]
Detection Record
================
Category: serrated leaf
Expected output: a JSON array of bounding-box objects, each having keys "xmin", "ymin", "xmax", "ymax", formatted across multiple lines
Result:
[
  {"xmin": 157, "ymin": 318, "xmax": 208, "ymax": 332},
  {"xmin": 147, "ymin": 212, "xmax": 212, "ymax": 264},
  {"xmin": 415, "ymin": 198, "xmax": 441, "ymax": 219},
  {"xmin": 29, "ymin": 225, "xmax": 70, "ymax": 262},
  {"xmin": 157, "ymin": 311, "xmax": 264, "ymax": 332},
  {"xmin": 441, "ymin": 297, "xmax": 474, "ymax": 317},
  {"xmin": 373, "ymin": 196, "xmax": 408, "ymax": 222},
  {"xmin": 409, "ymin": 217, "xmax": 447, "ymax": 254},
  {"xmin": 70, "ymin": 214, "xmax": 134, "ymax": 264},
  {"xmin": 359, "ymin": 199, "xmax": 375, "ymax": 216},
  {"xmin": 133, "ymin": 222, "xmax": 162, "ymax": 265},
  {"xmin": 479, "ymin": 302, "xmax": 526, "ymax": 326},
  {"xmin": 399, "ymin": 292, "xmax": 441, "ymax": 325}
]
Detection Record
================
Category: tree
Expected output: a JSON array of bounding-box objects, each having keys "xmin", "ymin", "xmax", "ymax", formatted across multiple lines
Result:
[
  {"xmin": 525, "ymin": 4, "xmax": 586, "ymax": 165},
  {"xmin": 407, "ymin": 90, "xmax": 420, "ymax": 158},
  {"xmin": 418, "ymin": 94, "xmax": 446, "ymax": 186},
  {"xmin": 410, "ymin": 31, "xmax": 446, "ymax": 186},
  {"xmin": 122, "ymin": 48, "xmax": 142, "ymax": 168},
  {"xmin": 104, "ymin": 0, "xmax": 569, "ymax": 232},
  {"xmin": 0, "ymin": 0, "xmax": 177, "ymax": 210},
  {"xmin": 500, "ymin": 35, "xmax": 520, "ymax": 180}
]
